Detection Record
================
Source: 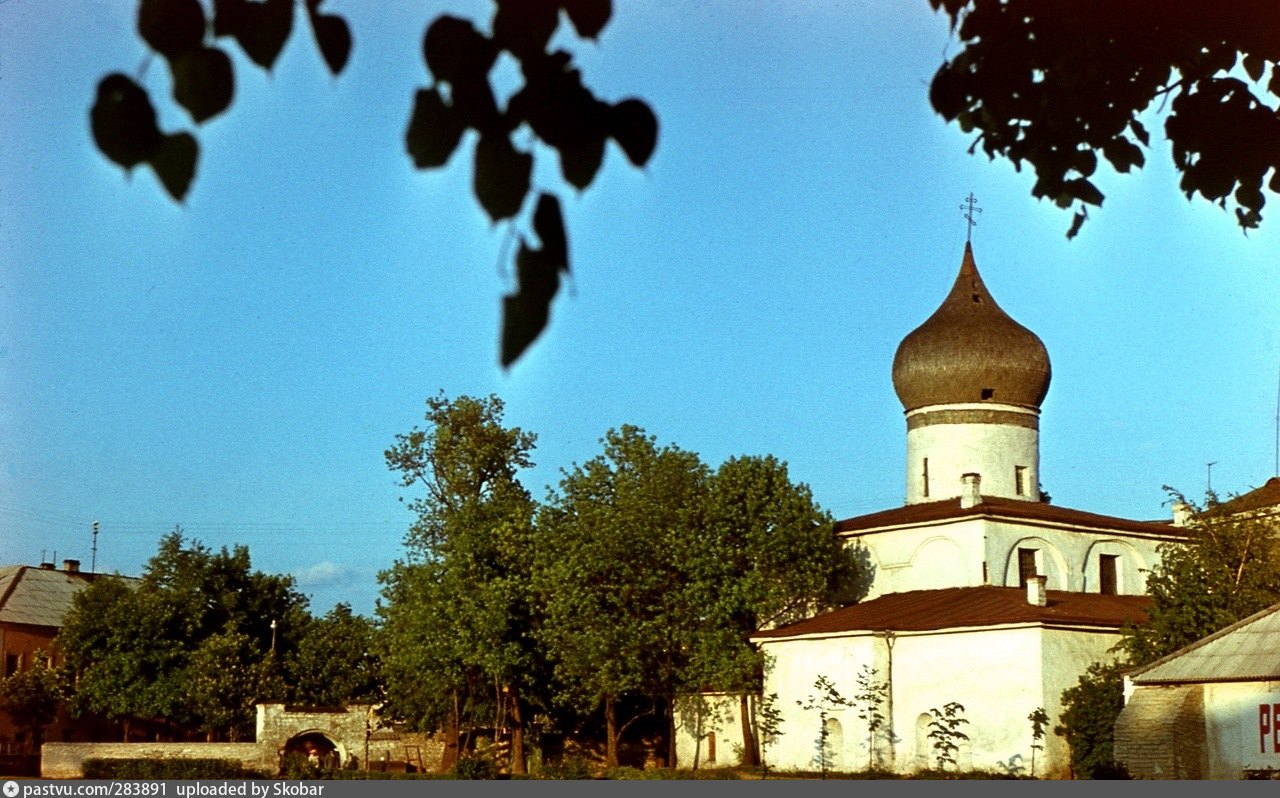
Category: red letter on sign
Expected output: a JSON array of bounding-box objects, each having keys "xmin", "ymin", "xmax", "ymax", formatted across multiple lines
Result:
[
  {"xmin": 1273, "ymin": 704, "xmax": 1280, "ymax": 753},
  {"xmin": 1261, "ymin": 704, "xmax": 1271, "ymax": 754}
]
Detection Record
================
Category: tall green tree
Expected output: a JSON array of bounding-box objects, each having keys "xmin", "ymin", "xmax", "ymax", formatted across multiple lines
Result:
[
  {"xmin": 378, "ymin": 392, "xmax": 541, "ymax": 773},
  {"xmin": 57, "ymin": 529, "xmax": 309, "ymax": 739},
  {"xmin": 0, "ymin": 655, "xmax": 66, "ymax": 753},
  {"xmin": 534, "ymin": 425, "xmax": 713, "ymax": 768},
  {"xmin": 288, "ymin": 603, "xmax": 383, "ymax": 708}
]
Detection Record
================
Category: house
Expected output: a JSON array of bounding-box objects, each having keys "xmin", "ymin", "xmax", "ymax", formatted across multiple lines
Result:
[
  {"xmin": 1113, "ymin": 477, "xmax": 1280, "ymax": 779},
  {"xmin": 733, "ymin": 242, "xmax": 1187, "ymax": 777},
  {"xmin": 0, "ymin": 560, "xmax": 127, "ymax": 757}
]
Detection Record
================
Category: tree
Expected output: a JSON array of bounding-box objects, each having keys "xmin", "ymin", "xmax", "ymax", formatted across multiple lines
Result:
[
  {"xmin": 188, "ymin": 627, "xmax": 282, "ymax": 741},
  {"xmin": 1028, "ymin": 707, "xmax": 1048, "ymax": 778},
  {"xmin": 797, "ymin": 675, "xmax": 853, "ymax": 778},
  {"xmin": 288, "ymin": 603, "xmax": 383, "ymax": 708},
  {"xmin": 378, "ymin": 392, "xmax": 541, "ymax": 773},
  {"xmin": 57, "ymin": 528, "xmax": 310, "ymax": 738},
  {"xmin": 851, "ymin": 664, "xmax": 889, "ymax": 770},
  {"xmin": 533, "ymin": 425, "xmax": 712, "ymax": 768},
  {"xmin": 929, "ymin": 0, "xmax": 1280, "ymax": 238},
  {"xmin": 926, "ymin": 701, "xmax": 970, "ymax": 771},
  {"xmin": 88, "ymin": 0, "xmax": 655, "ymax": 369},
  {"xmin": 0, "ymin": 656, "xmax": 66, "ymax": 754},
  {"xmin": 1054, "ymin": 661, "xmax": 1127, "ymax": 779}
]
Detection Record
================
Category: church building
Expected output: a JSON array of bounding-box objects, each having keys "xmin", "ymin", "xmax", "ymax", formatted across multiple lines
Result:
[{"xmin": 744, "ymin": 242, "xmax": 1188, "ymax": 778}]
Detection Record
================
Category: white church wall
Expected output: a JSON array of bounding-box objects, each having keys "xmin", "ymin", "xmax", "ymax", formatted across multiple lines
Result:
[
  {"xmin": 905, "ymin": 407, "xmax": 1039, "ymax": 504},
  {"xmin": 986, "ymin": 521, "xmax": 1161, "ymax": 595},
  {"xmin": 759, "ymin": 625, "xmax": 1115, "ymax": 776},
  {"xmin": 672, "ymin": 692, "xmax": 748, "ymax": 770},
  {"xmin": 849, "ymin": 518, "xmax": 987, "ymax": 599}
]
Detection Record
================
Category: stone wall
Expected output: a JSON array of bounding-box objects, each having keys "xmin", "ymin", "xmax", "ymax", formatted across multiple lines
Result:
[
  {"xmin": 42, "ymin": 742, "xmax": 267, "ymax": 779},
  {"xmin": 1114, "ymin": 684, "xmax": 1206, "ymax": 779}
]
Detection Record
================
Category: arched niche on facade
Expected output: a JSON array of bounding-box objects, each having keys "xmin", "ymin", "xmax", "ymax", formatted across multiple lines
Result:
[
  {"xmin": 1001, "ymin": 536, "xmax": 1069, "ymax": 590},
  {"xmin": 1081, "ymin": 539, "xmax": 1147, "ymax": 595},
  {"xmin": 910, "ymin": 536, "xmax": 968, "ymax": 588}
]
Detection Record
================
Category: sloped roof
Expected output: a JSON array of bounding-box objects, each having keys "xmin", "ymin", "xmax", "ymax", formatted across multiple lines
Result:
[
  {"xmin": 1206, "ymin": 477, "xmax": 1280, "ymax": 517},
  {"xmin": 0, "ymin": 565, "xmax": 114, "ymax": 628},
  {"xmin": 1127, "ymin": 600, "xmax": 1280, "ymax": 685},
  {"xmin": 751, "ymin": 586, "xmax": 1149, "ymax": 641},
  {"xmin": 834, "ymin": 495, "xmax": 1182, "ymax": 539}
]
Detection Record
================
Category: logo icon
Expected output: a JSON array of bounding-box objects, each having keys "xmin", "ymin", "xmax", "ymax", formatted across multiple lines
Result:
[{"xmin": 2, "ymin": 780, "xmax": 19, "ymax": 798}]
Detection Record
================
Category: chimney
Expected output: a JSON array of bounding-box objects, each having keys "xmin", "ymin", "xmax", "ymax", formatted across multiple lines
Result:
[
  {"xmin": 63, "ymin": 559, "xmax": 80, "ymax": 573},
  {"xmin": 1026, "ymin": 574, "xmax": 1047, "ymax": 607},
  {"xmin": 39, "ymin": 562, "xmax": 55, "ymax": 570},
  {"xmin": 1171, "ymin": 501, "xmax": 1192, "ymax": 526},
  {"xmin": 960, "ymin": 473, "xmax": 982, "ymax": 509}
]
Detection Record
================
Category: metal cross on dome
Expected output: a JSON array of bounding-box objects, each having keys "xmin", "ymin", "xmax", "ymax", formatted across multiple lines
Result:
[{"xmin": 961, "ymin": 192, "xmax": 982, "ymax": 242}]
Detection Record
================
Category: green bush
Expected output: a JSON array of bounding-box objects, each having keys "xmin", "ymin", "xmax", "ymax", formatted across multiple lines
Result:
[
  {"xmin": 536, "ymin": 755, "xmax": 596, "ymax": 780},
  {"xmin": 452, "ymin": 756, "xmax": 499, "ymax": 780},
  {"xmin": 83, "ymin": 758, "xmax": 268, "ymax": 780}
]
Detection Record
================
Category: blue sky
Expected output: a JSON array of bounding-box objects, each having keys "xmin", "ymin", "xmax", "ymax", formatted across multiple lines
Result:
[{"xmin": 2, "ymin": 1, "xmax": 1277, "ymax": 618}]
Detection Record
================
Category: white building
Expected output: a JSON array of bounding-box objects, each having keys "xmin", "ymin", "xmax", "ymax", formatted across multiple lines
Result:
[{"xmin": 741, "ymin": 242, "xmax": 1187, "ymax": 778}]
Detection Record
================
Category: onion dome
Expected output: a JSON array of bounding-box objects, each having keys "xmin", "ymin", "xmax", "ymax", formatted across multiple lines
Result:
[{"xmin": 892, "ymin": 243, "xmax": 1051, "ymax": 412}]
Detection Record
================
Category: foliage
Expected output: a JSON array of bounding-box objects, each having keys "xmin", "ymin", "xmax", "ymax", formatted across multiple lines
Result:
[
  {"xmin": 797, "ymin": 675, "xmax": 853, "ymax": 778},
  {"xmin": 452, "ymin": 755, "xmax": 500, "ymax": 780},
  {"xmin": 535, "ymin": 755, "xmax": 596, "ymax": 780},
  {"xmin": 82, "ymin": 758, "xmax": 268, "ymax": 780},
  {"xmin": 1117, "ymin": 488, "xmax": 1280, "ymax": 665},
  {"xmin": 288, "ymin": 603, "xmax": 383, "ymax": 707},
  {"xmin": 926, "ymin": 702, "xmax": 970, "ymax": 771},
  {"xmin": 0, "ymin": 656, "xmax": 66, "ymax": 750},
  {"xmin": 851, "ymin": 665, "xmax": 889, "ymax": 770},
  {"xmin": 929, "ymin": 0, "xmax": 1280, "ymax": 238},
  {"xmin": 1054, "ymin": 660, "xmax": 1126, "ymax": 779},
  {"xmin": 378, "ymin": 392, "xmax": 542, "ymax": 773},
  {"xmin": 1027, "ymin": 706, "xmax": 1048, "ymax": 778},
  {"xmin": 756, "ymin": 690, "xmax": 784, "ymax": 778},
  {"xmin": 533, "ymin": 425, "xmax": 712, "ymax": 768},
  {"xmin": 57, "ymin": 529, "xmax": 310, "ymax": 738},
  {"xmin": 88, "ymin": 1, "xmax": 654, "ymax": 369}
]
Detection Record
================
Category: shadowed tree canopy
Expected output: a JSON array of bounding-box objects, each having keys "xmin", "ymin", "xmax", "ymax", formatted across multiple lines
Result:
[
  {"xmin": 929, "ymin": 0, "xmax": 1280, "ymax": 237},
  {"xmin": 88, "ymin": 0, "xmax": 656, "ymax": 369}
]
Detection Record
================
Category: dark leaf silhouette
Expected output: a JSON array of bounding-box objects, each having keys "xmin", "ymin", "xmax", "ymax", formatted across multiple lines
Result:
[
  {"xmin": 90, "ymin": 73, "xmax": 164, "ymax": 170},
  {"xmin": 171, "ymin": 46, "xmax": 235, "ymax": 124},
  {"xmin": 501, "ymin": 193, "xmax": 568, "ymax": 368},
  {"xmin": 423, "ymin": 15, "xmax": 496, "ymax": 86},
  {"xmin": 231, "ymin": 0, "xmax": 294, "ymax": 70},
  {"xmin": 491, "ymin": 0, "xmax": 559, "ymax": 59},
  {"xmin": 562, "ymin": 0, "xmax": 612, "ymax": 40},
  {"xmin": 474, "ymin": 134, "xmax": 532, "ymax": 222},
  {"xmin": 609, "ymin": 98, "xmax": 658, "ymax": 167},
  {"xmin": 149, "ymin": 133, "xmax": 199, "ymax": 202},
  {"xmin": 406, "ymin": 88, "xmax": 465, "ymax": 169},
  {"xmin": 138, "ymin": 0, "xmax": 206, "ymax": 60},
  {"xmin": 309, "ymin": 10, "xmax": 352, "ymax": 76}
]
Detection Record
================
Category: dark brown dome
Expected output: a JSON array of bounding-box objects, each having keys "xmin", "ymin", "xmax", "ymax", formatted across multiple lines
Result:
[{"xmin": 892, "ymin": 243, "xmax": 1051, "ymax": 411}]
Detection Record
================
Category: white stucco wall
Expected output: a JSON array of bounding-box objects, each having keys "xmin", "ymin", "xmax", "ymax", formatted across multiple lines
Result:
[
  {"xmin": 759, "ymin": 624, "xmax": 1122, "ymax": 777},
  {"xmin": 848, "ymin": 517, "xmax": 1170, "ymax": 598},
  {"xmin": 905, "ymin": 404, "xmax": 1039, "ymax": 504},
  {"xmin": 1202, "ymin": 681, "xmax": 1280, "ymax": 779},
  {"xmin": 673, "ymin": 693, "xmax": 751, "ymax": 769}
]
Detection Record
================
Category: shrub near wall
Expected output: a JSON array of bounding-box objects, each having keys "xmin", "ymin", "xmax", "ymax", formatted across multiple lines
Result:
[{"xmin": 82, "ymin": 759, "xmax": 270, "ymax": 780}]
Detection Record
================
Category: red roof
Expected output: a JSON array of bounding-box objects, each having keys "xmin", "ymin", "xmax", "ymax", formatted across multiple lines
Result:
[
  {"xmin": 834, "ymin": 495, "xmax": 1182, "ymax": 538},
  {"xmin": 750, "ymin": 586, "xmax": 1149, "ymax": 640},
  {"xmin": 1207, "ymin": 477, "xmax": 1280, "ymax": 517}
]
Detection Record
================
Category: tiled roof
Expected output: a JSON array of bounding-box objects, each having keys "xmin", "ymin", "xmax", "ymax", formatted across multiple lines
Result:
[
  {"xmin": 1127, "ymin": 600, "xmax": 1280, "ymax": 685},
  {"xmin": 750, "ymin": 586, "xmax": 1149, "ymax": 641},
  {"xmin": 834, "ymin": 495, "xmax": 1182, "ymax": 538},
  {"xmin": 1207, "ymin": 477, "xmax": 1280, "ymax": 517},
  {"xmin": 0, "ymin": 565, "xmax": 120, "ymax": 629}
]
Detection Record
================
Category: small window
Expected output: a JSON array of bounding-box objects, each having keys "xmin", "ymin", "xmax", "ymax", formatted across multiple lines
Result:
[
  {"xmin": 4, "ymin": 653, "xmax": 18, "ymax": 677},
  {"xmin": 1099, "ymin": 554, "xmax": 1119, "ymax": 595},
  {"xmin": 1015, "ymin": 466, "xmax": 1027, "ymax": 496},
  {"xmin": 980, "ymin": 388, "xmax": 995, "ymax": 400},
  {"xmin": 982, "ymin": 561, "xmax": 989, "ymax": 584},
  {"xmin": 1018, "ymin": 548, "xmax": 1038, "ymax": 587},
  {"xmin": 706, "ymin": 731, "xmax": 717, "ymax": 763},
  {"xmin": 922, "ymin": 458, "xmax": 930, "ymax": 498}
]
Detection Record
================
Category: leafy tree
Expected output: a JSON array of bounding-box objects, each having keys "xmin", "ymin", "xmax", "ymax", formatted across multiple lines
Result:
[
  {"xmin": 927, "ymin": 701, "xmax": 970, "ymax": 771},
  {"xmin": 87, "ymin": 0, "xmax": 655, "ymax": 368},
  {"xmin": 57, "ymin": 529, "xmax": 309, "ymax": 738},
  {"xmin": 851, "ymin": 664, "xmax": 889, "ymax": 770},
  {"xmin": 929, "ymin": 0, "xmax": 1280, "ymax": 238},
  {"xmin": 378, "ymin": 392, "xmax": 541, "ymax": 773},
  {"xmin": 1027, "ymin": 707, "xmax": 1048, "ymax": 778},
  {"xmin": 756, "ymin": 689, "xmax": 784, "ymax": 779},
  {"xmin": 796, "ymin": 674, "xmax": 853, "ymax": 778},
  {"xmin": 188, "ymin": 627, "xmax": 282, "ymax": 741},
  {"xmin": 533, "ymin": 425, "xmax": 712, "ymax": 769},
  {"xmin": 0, "ymin": 655, "xmax": 66, "ymax": 753},
  {"xmin": 288, "ymin": 603, "xmax": 383, "ymax": 707},
  {"xmin": 1054, "ymin": 661, "xmax": 1127, "ymax": 779},
  {"xmin": 1117, "ymin": 488, "xmax": 1280, "ymax": 665}
]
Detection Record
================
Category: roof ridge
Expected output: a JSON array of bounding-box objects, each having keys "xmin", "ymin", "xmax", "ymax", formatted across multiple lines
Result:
[
  {"xmin": 0, "ymin": 565, "xmax": 27, "ymax": 613},
  {"xmin": 1125, "ymin": 598, "xmax": 1280, "ymax": 680}
]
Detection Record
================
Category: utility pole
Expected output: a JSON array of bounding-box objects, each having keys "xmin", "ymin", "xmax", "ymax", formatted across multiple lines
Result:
[{"xmin": 91, "ymin": 520, "xmax": 99, "ymax": 573}]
